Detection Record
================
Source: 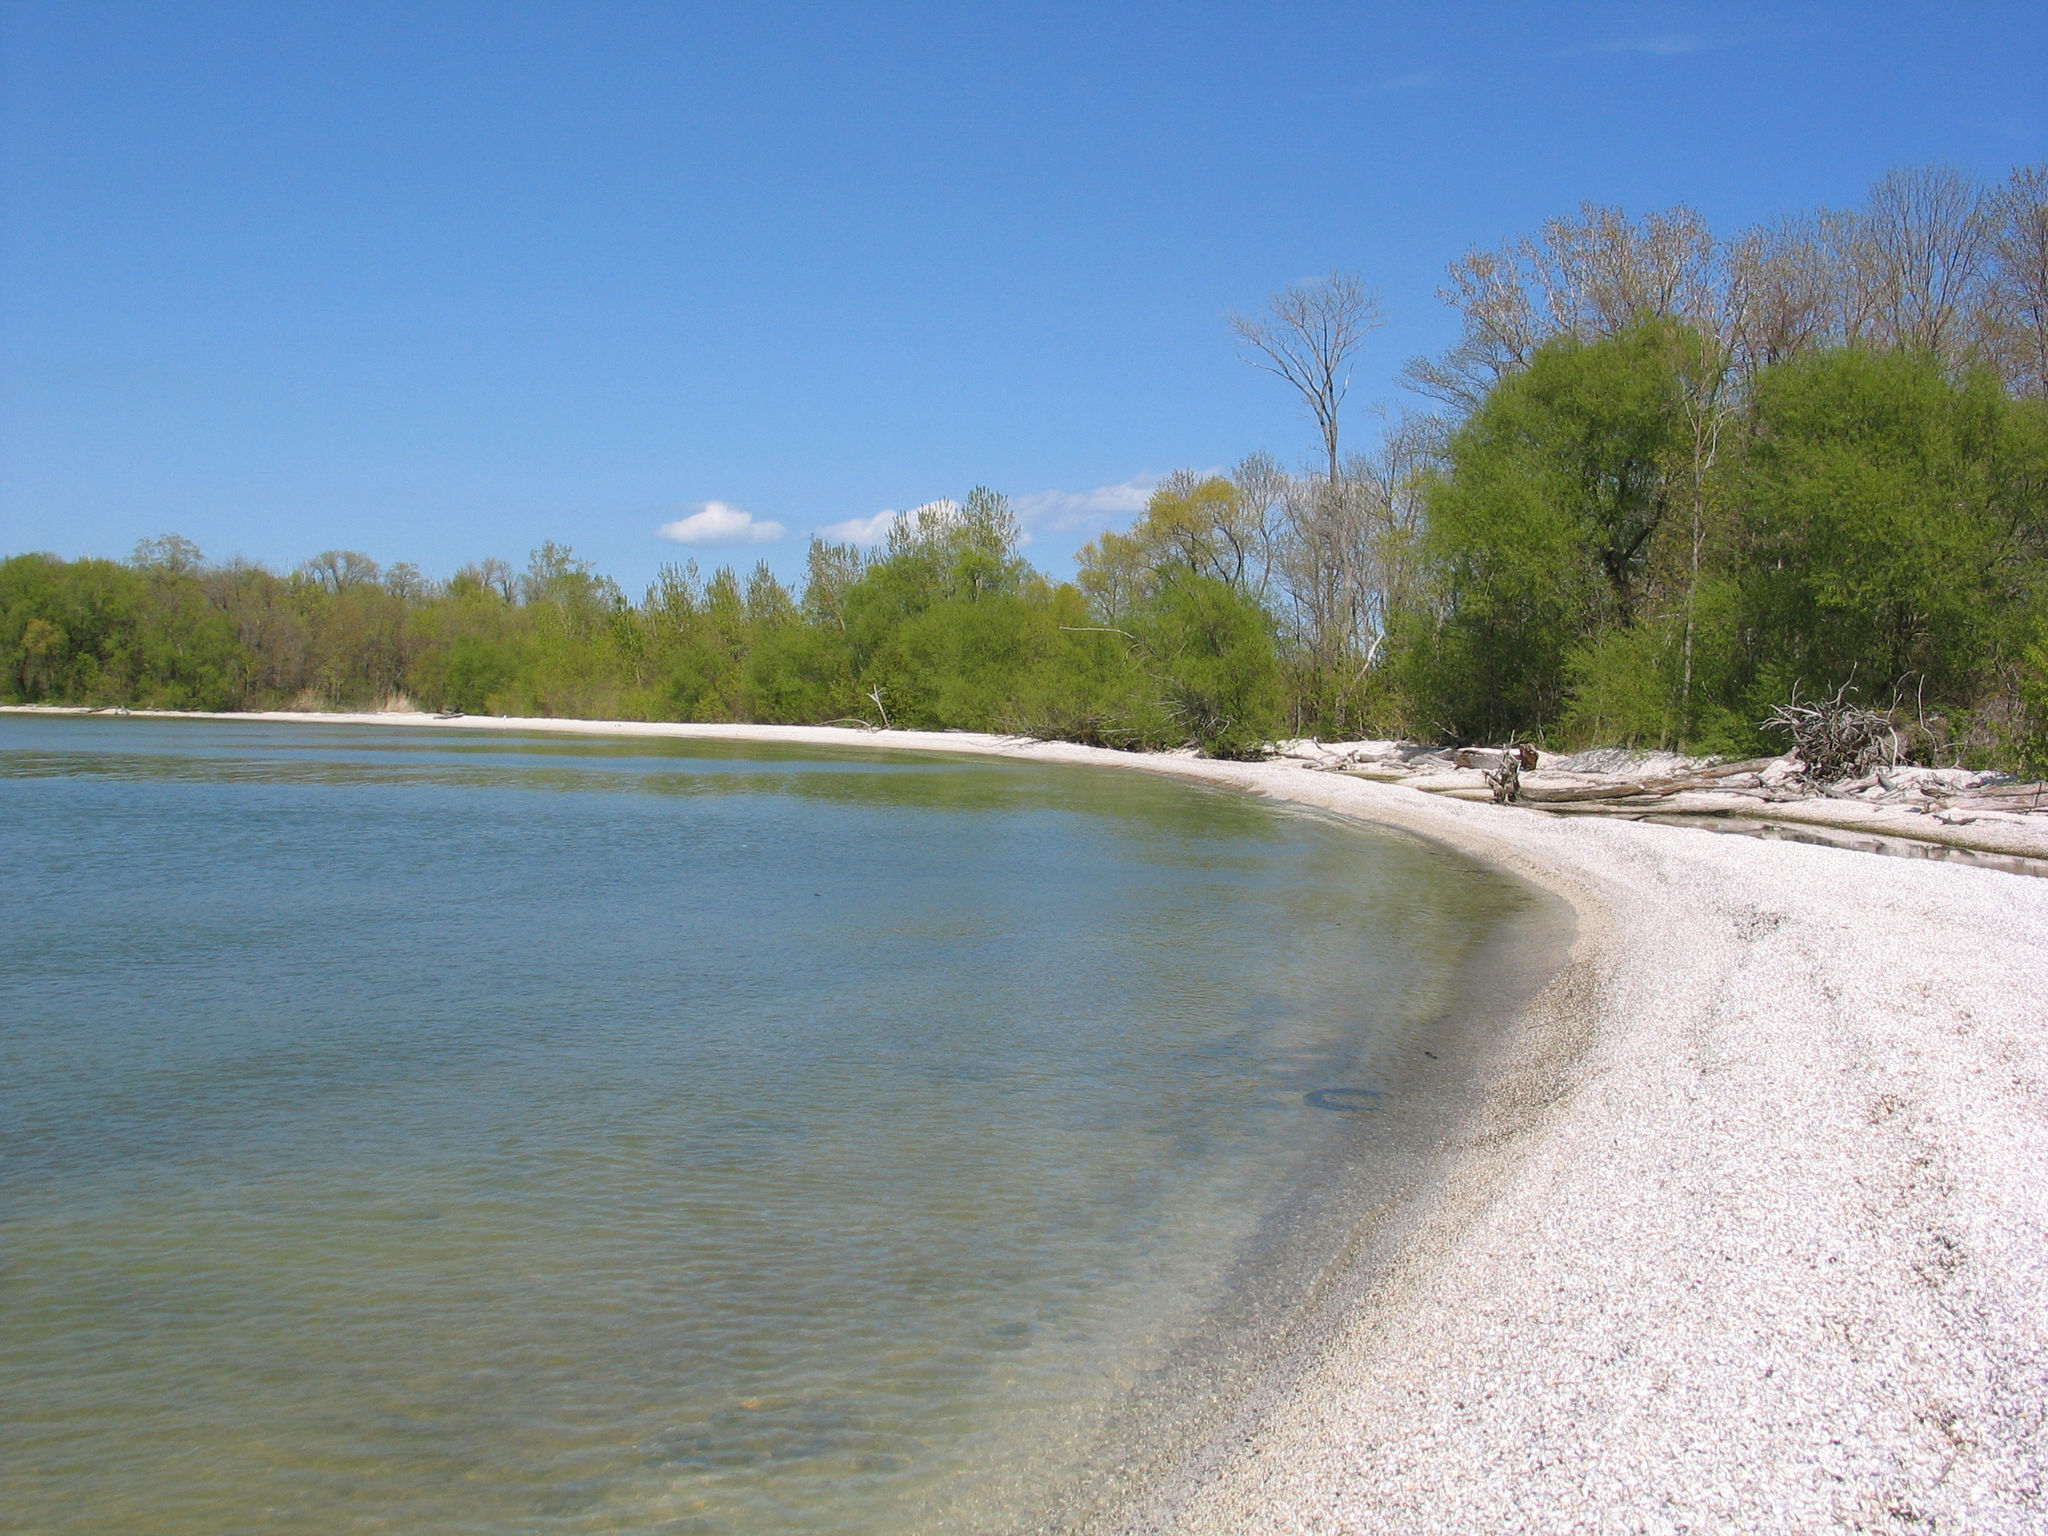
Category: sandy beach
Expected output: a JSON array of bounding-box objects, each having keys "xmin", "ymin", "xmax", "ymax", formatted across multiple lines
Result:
[{"xmin": 13, "ymin": 706, "xmax": 2048, "ymax": 1532}]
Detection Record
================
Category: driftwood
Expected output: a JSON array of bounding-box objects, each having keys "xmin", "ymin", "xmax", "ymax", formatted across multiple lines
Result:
[
  {"xmin": 1511, "ymin": 757, "xmax": 1787, "ymax": 806},
  {"xmin": 1455, "ymin": 743, "xmax": 1538, "ymax": 771},
  {"xmin": 1485, "ymin": 749, "xmax": 1523, "ymax": 804},
  {"xmin": 1681, "ymin": 756, "xmax": 1783, "ymax": 780},
  {"xmin": 1956, "ymin": 782, "xmax": 2046, "ymax": 804},
  {"xmin": 1270, "ymin": 736, "xmax": 2045, "ymax": 827},
  {"xmin": 1761, "ymin": 683, "xmax": 1904, "ymax": 781}
]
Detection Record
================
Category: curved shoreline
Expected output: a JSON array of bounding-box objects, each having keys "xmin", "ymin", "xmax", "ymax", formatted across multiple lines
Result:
[
  {"xmin": 12, "ymin": 706, "xmax": 2048, "ymax": 1530},
  {"xmin": 1027, "ymin": 805, "xmax": 1582, "ymax": 1536}
]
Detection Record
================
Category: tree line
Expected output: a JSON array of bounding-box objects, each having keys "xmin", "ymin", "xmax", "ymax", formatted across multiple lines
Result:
[
  {"xmin": 5, "ymin": 163, "xmax": 2046, "ymax": 768},
  {"xmin": 0, "ymin": 496, "xmax": 1285, "ymax": 756}
]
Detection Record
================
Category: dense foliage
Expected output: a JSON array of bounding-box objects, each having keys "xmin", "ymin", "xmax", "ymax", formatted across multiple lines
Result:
[
  {"xmin": 9, "ymin": 164, "xmax": 2048, "ymax": 768},
  {"xmin": 0, "ymin": 498, "xmax": 1286, "ymax": 757},
  {"xmin": 1410, "ymin": 334, "xmax": 2048, "ymax": 764}
]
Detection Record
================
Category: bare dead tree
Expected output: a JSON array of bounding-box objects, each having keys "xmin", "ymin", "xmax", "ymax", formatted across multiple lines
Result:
[
  {"xmin": 1277, "ymin": 473, "xmax": 1374, "ymax": 689},
  {"xmin": 1856, "ymin": 164, "xmax": 1993, "ymax": 366},
  {"xmin": 454, "ymin": 557, "xmax": 519, "ymax": 602},
  {"xmin": 1229, "ymin": 449, "xmax": 1291, "ymax": 603},
  {"xmin": 1345, "ymin": 409, "xmax": 1438, "ymax": 634},
  {"xmin": 1262, "ymin": 414, "xmax": 1444, "ymax": 736},
  {"xmin": 1987, "ymin": 164, "xmax": 2048, "ymax": 397},
  {"xmin": 1231, "ymin": 270, "xmax": 1383, "ymax": 484},
  {"xmin": 1727, "ymin": 216, "xmax": 1841, "ymax": 372},
  {"xmin": 1661, "ymin": 316, "xmax": 1743, "ymax": 742},
  {"xmin": 1404, "ymin": 202, "xmax": 1728, "ymax": 410},
  {"xmin": 299, "ymin": 550, "xmax": 382, "ymax": 593},
  {"xmin": 382, "ymin": 562, "xmax": 432, "ymax": 600},
  {"xmin": 1529, "ymin": 203, "xmax": 1720, "ymax": 337},
  {"xmin": 1401, "ymin": 246, "xmax": 1542, "ymax": 412},
  {"xmin": 1408, "ymin": 168, "xmax": 2048, "ymax": 411}
]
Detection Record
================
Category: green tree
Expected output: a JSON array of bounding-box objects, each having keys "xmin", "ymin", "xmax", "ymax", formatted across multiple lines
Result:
[
  {"xmin": 1413, "ymin": 321, "xmax": 1690, "ymax": 742},
  {"xmin": 1127, "ymin": 571, "xmax": 1283, "ymax": 756},
  {"xmin": 1733, "ymin": 348, "xmax": 2048, "ymax": 737}
]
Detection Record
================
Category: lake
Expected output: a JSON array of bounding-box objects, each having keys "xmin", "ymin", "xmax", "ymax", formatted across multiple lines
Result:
[{"xmin": 0, "ymin": 716, "xmax": 1544, "ymax": 1534}]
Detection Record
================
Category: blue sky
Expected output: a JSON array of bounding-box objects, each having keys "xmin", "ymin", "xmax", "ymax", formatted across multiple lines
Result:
[{"xmin": 3, "ymin": 1, "xmax": 2044, "ymax": 592}]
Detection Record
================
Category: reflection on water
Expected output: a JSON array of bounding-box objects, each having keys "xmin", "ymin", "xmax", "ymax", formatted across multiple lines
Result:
[
  {"xmin": 0, "ymin": 716, "xmax": 1525, "ymax": 1534},
  {"xmin": 1638, "ymin": 810, "xmax": 2048, "ymax": 878}
]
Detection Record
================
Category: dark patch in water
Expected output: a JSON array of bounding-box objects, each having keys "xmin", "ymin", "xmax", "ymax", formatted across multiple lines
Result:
[{"xmin": 1302, "ymin": 1087, "xmax": 1384, "ymax": 1112}]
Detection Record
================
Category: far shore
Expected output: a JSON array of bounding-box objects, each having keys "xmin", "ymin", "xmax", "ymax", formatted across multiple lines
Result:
[{"xmin": 8, "ymin": 704, "xmax": 2047, "ymax": 1529}]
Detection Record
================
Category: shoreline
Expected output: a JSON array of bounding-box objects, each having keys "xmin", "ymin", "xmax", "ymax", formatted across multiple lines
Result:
[
  {"xmin": 10, "ymin": 706, "xmax": 2047, "ymax": 1529},
  {"xmin": 1031, "ymin": 806, "xmax": 1582, "ymax": 1536},
  {"xmin": 12, "ymin": 703, "xmax": 2045, "ymax": 865}
]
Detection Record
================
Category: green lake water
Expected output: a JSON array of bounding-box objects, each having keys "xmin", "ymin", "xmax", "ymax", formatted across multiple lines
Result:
[{"xmin": 0, "ymin": 717, "xmax": 1535, "ymax": 1534}]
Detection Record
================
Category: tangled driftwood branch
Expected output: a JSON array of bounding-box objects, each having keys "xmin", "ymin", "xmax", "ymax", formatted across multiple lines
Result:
[{"xmin": 1761, "ymin": 683, "xmax": 1904, "ymax": 782}]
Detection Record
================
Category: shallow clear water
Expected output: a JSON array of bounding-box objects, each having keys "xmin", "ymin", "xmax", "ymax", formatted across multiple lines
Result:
[{"xmin": 0, "ymin": 717, "xmax": 1526, "ymax": 1534}]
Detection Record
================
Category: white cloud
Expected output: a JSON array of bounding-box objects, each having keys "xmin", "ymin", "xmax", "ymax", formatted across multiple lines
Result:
[
  {"xmin": 814, "ymin": 479, "xmax": 1170, "ymax": 551},
  {"xmin": 816, "ymin": 499, "xmax": 964, "ymax": 547},
  {"xmin": 1011, "ymin": 475, "xmax": 1160, "ymax": 535},
  {"xmin": 816, "ymin": 509, "xmax": 904, "ymax": 545},
  {"xmin": 656, "ymin": 501, "xmax": 786, "ymax": 546}
]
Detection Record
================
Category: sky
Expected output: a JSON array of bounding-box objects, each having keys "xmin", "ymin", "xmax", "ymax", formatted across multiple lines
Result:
[{"xmin": 3, "ymin": 1, "xmax": 2044, "ymax": 593}]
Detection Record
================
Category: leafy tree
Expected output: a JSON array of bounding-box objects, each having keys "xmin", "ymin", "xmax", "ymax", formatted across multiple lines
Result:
[
  {"xmin": 0, "ymin": 551, "xmax": 247, "ymax": 707},
  {"xmin": 1732, "ymin": 348, "xmax": 2048, "ymax": 736},
  {"xmin": 1127, "ymin": 570, "xmax": 1283, "ymax": 756},
  {"xmin": 1413, "ymin": 321, "xmax": 1689, "ymax": 741}
]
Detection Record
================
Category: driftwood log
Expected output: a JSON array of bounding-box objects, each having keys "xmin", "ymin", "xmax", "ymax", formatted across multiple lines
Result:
[
  {"xmin": 1273, "ymin": 736, "xmax": 2043, "ymax": 824},
  {"xmin": 1504, "ymin": 758, "xmax": 1784, "ymax": 806}
]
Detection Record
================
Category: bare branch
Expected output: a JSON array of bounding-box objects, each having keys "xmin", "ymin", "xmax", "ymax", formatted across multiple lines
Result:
[
  {"xmin": 1857, "ymin": 164, "xmax": 1993, "ymax": 364},
  {"xmin": 1230, "ymin": 270, "xmax": 1383, "ymax": 483},
  {"xmin": 1987, "ymin": 164, "xmax": 2048, "ymax": 397}
]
